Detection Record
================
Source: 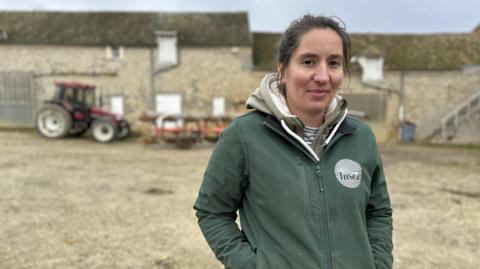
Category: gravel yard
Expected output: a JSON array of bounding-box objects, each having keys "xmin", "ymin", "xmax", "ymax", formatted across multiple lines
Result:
[{"xmin": 0, "ymin": 130, "xmax": 479, "ymax": 268}]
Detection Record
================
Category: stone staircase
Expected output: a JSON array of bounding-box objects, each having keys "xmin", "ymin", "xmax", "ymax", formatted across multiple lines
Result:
[
  {"xmin": 416, "ymin": 91, "xmax": 480, "ymax": 142},
  {"xmin": 440, "ymin": 91, "xmax": 480, "ymax": 141}
]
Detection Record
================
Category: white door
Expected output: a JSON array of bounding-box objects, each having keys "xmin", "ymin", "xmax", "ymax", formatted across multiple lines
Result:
[
  {"xmin": 155, "ymin": 94, "xmax": 182, "ymax": 128},
  {"xmin": 156, "ymin": 94, "xmax": 182, "ymax": 115},
  {"xmin": 111, "ymin": 96, "xmax": 124, "ymax": 115},
  {"xmin": 212, "ymin": 96, "xmax": 225, "ymax": 116}
]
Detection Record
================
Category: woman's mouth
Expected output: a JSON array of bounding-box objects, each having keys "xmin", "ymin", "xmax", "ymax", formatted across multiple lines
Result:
[{"xmin": 306, "ymin": 89, "xmax": 330, "ymax": 99}]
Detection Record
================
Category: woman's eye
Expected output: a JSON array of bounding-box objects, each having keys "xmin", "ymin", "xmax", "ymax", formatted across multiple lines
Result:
[
  {"xmin": 302, "ymin": 59, "xmax": 314, "ymax": 66},
  {"xmin": 329, "ymin": 61, "xmax": 341, "ymax": 68}
]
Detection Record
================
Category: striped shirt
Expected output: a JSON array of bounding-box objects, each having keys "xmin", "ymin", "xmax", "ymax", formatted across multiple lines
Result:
[{"xmin": 303, "ymin": 126, "xmax": 319, "ymax": 146}]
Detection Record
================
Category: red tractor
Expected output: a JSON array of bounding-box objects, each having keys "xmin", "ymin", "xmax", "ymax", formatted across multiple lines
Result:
[{"xmin": 35, "ymin": 81, "xmax": 130, "ymax": 143}]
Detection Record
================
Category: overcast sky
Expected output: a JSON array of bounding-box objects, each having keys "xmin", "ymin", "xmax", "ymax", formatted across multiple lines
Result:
[{"xmin": 1, "ymin": 0, "xmax": 479, "ymax": 34}]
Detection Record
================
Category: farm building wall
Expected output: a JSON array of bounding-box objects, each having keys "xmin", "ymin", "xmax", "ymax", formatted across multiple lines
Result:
[{"xmin": 0, "ymin": 45, "xmax": 265, "ymax": 129}]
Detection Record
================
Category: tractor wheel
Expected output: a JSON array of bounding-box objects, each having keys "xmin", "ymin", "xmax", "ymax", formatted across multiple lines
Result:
[
  {"xmin": 36, "ymin": 104, "xmax": 72, "ymax": 138},
  {"xmin": 116, "ymin": 121, "xmax": 130, "ymax": 139},
  {"xmin": 92, "ymin": 119, "xmax": 117, "ymax": 143}
]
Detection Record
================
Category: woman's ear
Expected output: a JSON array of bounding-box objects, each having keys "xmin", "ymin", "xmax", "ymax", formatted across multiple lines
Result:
[{"xmin": 277, "ymin": 64, "xmax": 287, "ymax": 95}]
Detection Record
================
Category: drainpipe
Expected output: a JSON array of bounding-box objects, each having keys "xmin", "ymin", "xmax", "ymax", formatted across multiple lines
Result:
[
  {"xmin": 398, "ymin": 70, "xmax": 405, "ymax": 122},
  {"xmin": 150, "ymin": 31, "xmax": 179, "ymax": 112},
  {"xmin": 150, "ymin": 47, "xmax": 156, "ymax": 111}
]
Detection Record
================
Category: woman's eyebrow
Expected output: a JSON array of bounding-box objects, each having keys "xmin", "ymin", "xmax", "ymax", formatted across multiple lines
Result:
[
  {"xmin": 297, "ymin": 52, "xmax": 318, "ymax": 58},
  {"xmin": 298, "ymin": 52, "xmax": 343, "ymax": 59},
  {"xmin": 329, "ymin": 54, "xmax": 344, "ymax": 59}
]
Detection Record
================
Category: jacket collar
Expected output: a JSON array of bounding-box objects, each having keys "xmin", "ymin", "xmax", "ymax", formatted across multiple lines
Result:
[
  {"xmin": 337, "ymin": 117, "xmax": 357, "ymax": 134},
  {"xmin": 264, "ymin": 114, "xmax": 319, "ymax": 163},
  {"xmin": 263, "ymin": 113, "xmax": 358, "ymax": 162},
  {"xmin": 265, "ymin": 113, "xmax": 357, "ymax": 136}
]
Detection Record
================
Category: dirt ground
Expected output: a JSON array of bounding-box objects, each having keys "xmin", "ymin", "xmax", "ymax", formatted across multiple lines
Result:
[{"xmin": 0, "ymin": 130, "xmax": 479, "ymax": 269}]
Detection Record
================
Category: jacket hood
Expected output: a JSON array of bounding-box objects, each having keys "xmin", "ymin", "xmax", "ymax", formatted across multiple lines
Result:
[
  {"xmin": 246, "ymin": 73, "xmax": 302, "ymax": 130},
  {"xmin": 246, "ymin": 73, "xmax": 346, "ymax": 131}
]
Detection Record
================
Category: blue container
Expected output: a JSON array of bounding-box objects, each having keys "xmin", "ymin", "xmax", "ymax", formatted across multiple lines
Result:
[{"xmin": 400, "ymin": 121, "xmax": 416, "ymax": 142}]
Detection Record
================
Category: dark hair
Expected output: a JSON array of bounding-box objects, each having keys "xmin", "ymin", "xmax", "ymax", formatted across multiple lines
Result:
[{"xmin": 277, "ymin": 15, "xmax": 351, "ymax": 89}]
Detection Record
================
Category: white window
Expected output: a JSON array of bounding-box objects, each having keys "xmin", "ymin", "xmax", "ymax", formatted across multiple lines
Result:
[
  {"xmin": 212, "ymin": 96, "xmax": 226, "ymax": 116},
  {"xmin": 356, "ymin": 56, "xmax": 384, "ymax": 81},
  {"xmin": 110, "ymin": 96, "xmax": 124, "ymax": 115},
  {"xmin": 0, "ymin": 31, "xmax": 7, "ymax": 41},
  {"xmin": 155, "ymin": 93, "xmax": 182, "ymax": 115},
  {"xmin": 463, "ymin": 64, "xmax": 480, "ymax": 74},
  {"xmin": 156, "ymin": 31, "xmax": 178, "ymax": 68},
  {"xmin": 106, "ymin": 46, "xmax": 124, "ymax": 60}
]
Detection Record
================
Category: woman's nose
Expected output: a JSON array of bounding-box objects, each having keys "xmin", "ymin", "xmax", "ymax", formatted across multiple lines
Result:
[{"xmin": 313, "ymin": 64, "xmax": 329, "ymax": 82}]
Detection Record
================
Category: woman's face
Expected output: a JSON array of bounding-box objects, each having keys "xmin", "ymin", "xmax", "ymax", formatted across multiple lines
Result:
[{"xmin": 280, "ymin": 28, "xmax": 344, "ymax": 125}]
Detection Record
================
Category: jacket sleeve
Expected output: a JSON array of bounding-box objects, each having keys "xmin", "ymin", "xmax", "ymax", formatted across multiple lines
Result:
[
  {"xmin": 366, "ymin": 140, "xmax": 393, "ymax": 269},
  {"xmin": 193, "ymin": 122, "xmax": 256, "ymax": 269}
]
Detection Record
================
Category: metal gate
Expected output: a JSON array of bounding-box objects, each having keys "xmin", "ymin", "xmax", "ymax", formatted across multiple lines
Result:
[{"xmin": 0, "ymin": 72, "xmax": 36, "ymax": 127}]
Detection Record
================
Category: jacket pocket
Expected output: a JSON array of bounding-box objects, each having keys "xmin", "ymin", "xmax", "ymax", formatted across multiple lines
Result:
[
  {"xmin": 332, "ymin": 251, "xmax": 375, "ymax": 269},
  {"xmin": 296, "ymin": 157, "xmax": 312, "ymax": 216}
]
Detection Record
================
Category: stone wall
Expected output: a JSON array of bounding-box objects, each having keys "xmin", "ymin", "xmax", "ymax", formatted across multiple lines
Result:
[{"xmin": 154, "ymin": 47, "xmax": 263, "ymax": 115}]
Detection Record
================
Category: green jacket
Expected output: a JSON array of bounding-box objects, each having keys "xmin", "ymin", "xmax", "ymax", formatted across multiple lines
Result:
[{"xmin": 194, "ymin": 74, "xmax": 393, "ymax": 269}]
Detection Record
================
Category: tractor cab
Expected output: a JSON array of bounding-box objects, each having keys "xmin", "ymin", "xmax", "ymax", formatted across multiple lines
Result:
[
  {"xmin": 52, "ymin": 82, "xmax": 96, "ymax": 127},
  {"xmin": 54, "ymin": 82, "xmax": 96, "ymax": 109}
]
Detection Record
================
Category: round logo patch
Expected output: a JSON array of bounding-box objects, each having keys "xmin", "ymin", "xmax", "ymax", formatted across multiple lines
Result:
[{"xmin": 334, "ymin": 159, "xmax": 362, "ymax": 189}]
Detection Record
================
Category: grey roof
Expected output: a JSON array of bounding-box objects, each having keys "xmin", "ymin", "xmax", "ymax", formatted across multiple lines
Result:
[
  {"xmin": 253, "ymin": 30, "xmax": 480, "ymax": 71},
  {"xmin": 474, "ymin": 24, "xmax": 480, "ymax": 34},
  {"xmin": 0, "ymin": 11, "xmax": 251, "ymax": 47}
]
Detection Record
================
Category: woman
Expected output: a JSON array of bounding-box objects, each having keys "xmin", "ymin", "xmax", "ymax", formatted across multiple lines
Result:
[{"xmin": 194, "ymin": 14, "xmax": 393, "ymax": 269}]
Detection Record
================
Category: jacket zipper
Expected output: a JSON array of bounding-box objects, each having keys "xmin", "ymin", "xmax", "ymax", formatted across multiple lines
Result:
[
  {"xmin": 318, "ymin": 164, "xmax": 333, "ymax": 269},
  {"xmin": 319, "ymin": 129, "xmax": 356, "ymax": 268},
  {"xmin": 319, "ymin": 130, "xmax": 355, "ymax": 269},
  {"xmin": 315, "ymin": 164, "xmax": 324, "ymax": 192}
]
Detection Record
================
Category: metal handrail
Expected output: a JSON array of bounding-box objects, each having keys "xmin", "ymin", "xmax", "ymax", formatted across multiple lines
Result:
[{"xmin": 440, "ymin": 91, "xmax": 480, "ymax": 140}]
